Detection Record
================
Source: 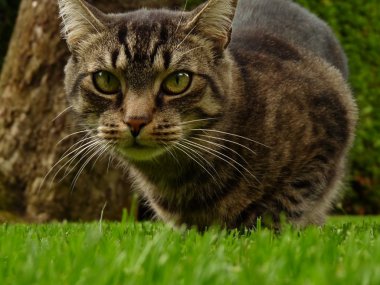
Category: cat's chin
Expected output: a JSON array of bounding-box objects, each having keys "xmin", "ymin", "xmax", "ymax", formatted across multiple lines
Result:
[{"xmin": 117, "ymin": 145, "xmax": 166, "ymax": 162}]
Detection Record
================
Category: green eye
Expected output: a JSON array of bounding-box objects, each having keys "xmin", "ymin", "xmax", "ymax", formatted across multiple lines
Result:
[
  {"xmin": 92, "ymin": 71, "xmax": 121, "ymax": 94},
  {"xmin": 162, "ymin": 72, "xmax": 192, "ymax": 95}
]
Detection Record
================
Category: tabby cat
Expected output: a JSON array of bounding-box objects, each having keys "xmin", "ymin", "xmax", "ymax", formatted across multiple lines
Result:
[{"xmin": 58, "ymin": 0, "xmax": 357, "ymax": 229}]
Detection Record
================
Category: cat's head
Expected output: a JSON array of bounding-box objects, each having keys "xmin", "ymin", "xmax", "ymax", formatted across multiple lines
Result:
[{"xmin": 59, "ymin": 0, "xmax": 238, "ymax": 161}]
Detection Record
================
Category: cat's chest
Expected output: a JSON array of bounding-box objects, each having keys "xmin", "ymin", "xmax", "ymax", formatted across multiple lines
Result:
[{"xmin": 132, "ymin": 168, "xmax": 209, "ymax": 197}]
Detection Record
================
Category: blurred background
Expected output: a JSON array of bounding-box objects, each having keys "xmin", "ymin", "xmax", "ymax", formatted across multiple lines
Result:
[{"xmin": 0, "ymin": 0, "xmax": 379, "ymax": 216}]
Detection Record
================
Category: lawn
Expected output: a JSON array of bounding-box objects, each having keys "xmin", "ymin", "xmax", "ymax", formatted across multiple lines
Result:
[{"xmin": 1, "ymin": 216, "xmax": 379, "ymax": 285}]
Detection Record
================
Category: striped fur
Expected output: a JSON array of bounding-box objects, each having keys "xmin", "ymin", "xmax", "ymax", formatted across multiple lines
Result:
[{"xmin": 59, "ymin": 0, "xmax": 357, "ymax": 230}]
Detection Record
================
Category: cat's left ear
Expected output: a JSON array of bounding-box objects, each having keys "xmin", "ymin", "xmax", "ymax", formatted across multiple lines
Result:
[
  {"xmin": 186, "ymin": 0, "xmax": 238, "ymax": 51},
  {"xmin": 58, "ymin": 0, "xmax": 107, "ymax": 51}
]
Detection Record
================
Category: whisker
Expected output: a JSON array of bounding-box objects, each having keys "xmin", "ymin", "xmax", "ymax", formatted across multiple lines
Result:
[
  {"xmin": 178, "ymin": 46, "xmax": 205, "ymax": 58},
  {"xmin": 173, "ymin": 143, "xmax": 221, "ymax": 187},
  {"xmin": 38, "ymin": 137, "xmax": 99, "ymax": 191},
  {"xmin": 91, "ymin": 141, "xmax": 112, "ymax": 170},
  {"xmin": 57, "ymin": 135, "xmax": 99, "ymax": 161},
  {"xmin": 107, "ymin": 151, "xmax": 116, "ymax": 173},
  {"xmin": 162, "ymin": 143, "xmax": 181, "ymax": 166},
  {"xmin": 51, "ymin": 106, "xmax": 73, "ymax": 122},
  {"xmin": 70, "ymin": 142, "xmax": 104, "ymax": 191},
  {"xmin": 77, "ymin": 11, "xmax": 101, "ymax": 34},
  {"xmin": 77, "ymin": 122, "xmax": 99, "ymax": 128},
  {"xmin": 56, "ymin": 129, "xmax": 93, "ymax": 146},
  {"xmin": 180, "ymin": 118, "xmax": 217, "ymax": 126},
  {"xmin": 192, "ymin": 128, "xmax": 270, "ymax": 148},
  {"xmin": 192, "ymin": 136, "xmax": 251, "ymax": 165},
  {"xmin": 54, "ymin": 140, "xmax": 101, "ymax": 184},
  {"xmin": 196, "ymin": 133, "xmax": 257, "ymax": 156},
  {"xmin": 53, "ymin": 138, "xmax": 100, "ymax": 180},
  {"xmin": 54, "ymin": 139, "xmax": 100, "ymax": 183},
  {"xmin": 174, "ymin": 0, "xmax": 189, "ymax": 35},
  {"xmin": 177, "ymin": 141, "xmax": 221, "ymax": 183},
  {"xmin": 175, "ymin": 23, "xmax": 198, "ymax": 50},
  {"xmin": 182, "ymin": 139, "xmax": 261, "ymax": 185}
]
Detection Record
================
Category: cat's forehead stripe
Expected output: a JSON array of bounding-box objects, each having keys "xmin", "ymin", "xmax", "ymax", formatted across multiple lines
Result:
[
  {"xmin": 117, "ymin": 27, "xmax": 132, "ymax": 60},
  {"xmin": 115, "ymin": 22, "xmax": 172, "ymax": 68},
  {"xmin": 111, "ymin": 49, "xmax": 119, "ymax": 69},
  {"xmin": 163, "ymin": 50, "xmax": 172, "ymax": 70},
  {"xmin": 150, "ymin": 24, "xmax": 170, "ymax": 65}
]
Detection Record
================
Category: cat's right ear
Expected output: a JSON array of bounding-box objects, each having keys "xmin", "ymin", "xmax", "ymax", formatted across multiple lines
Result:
[
  {"xmin": 57, "ymin": 0, "xmax": 106, "ymax": 51},
  {"xmin": 185, "ymin": 0, "xmax": 238, "ymax": 52}
]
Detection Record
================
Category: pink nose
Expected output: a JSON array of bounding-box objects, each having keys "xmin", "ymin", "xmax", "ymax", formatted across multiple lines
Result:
[{"xmin": 125, "ymin": 117, "xmax": 149, "ymax": 137}]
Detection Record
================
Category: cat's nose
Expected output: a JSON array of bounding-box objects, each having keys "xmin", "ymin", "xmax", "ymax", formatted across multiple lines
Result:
[{"xmin": 125, "ymin": 117, "xmax": 150, "ymax": 138}]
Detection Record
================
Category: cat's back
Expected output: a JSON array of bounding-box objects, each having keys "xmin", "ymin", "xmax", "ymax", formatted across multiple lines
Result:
[{"xmin": 231, "ymin": 0, "xmax": 348, "ymax": 79}]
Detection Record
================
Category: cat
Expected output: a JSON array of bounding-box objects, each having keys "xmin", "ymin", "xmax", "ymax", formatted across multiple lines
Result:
[{"xmin": 58, "ymin": 0, "xmax": 357, "ymax": 229}]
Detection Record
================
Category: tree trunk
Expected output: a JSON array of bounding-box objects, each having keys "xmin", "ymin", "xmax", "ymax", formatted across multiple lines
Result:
[{"xmin": 0, "ymin": 0, "xmax": 183, "ymax": 222}]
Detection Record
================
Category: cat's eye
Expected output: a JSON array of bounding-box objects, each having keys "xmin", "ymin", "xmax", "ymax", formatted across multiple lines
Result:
[
  {"xmin": 92, "ymin": 71, "xmax": 121, "ymax": 95},
  {"xmin": 161, "ymin": 72, "xmax": 192, "ymax": 95}
]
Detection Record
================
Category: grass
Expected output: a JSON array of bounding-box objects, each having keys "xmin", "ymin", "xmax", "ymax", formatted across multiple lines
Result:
[{"xmin": 0, "ymin": 216, "xmax": 379, "ymax": 285}]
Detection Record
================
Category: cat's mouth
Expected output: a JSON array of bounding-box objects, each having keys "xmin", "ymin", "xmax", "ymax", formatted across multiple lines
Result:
[
  {"xmin": 96, "ymin": 124, "xmax": 180, "ymax": 161},
  {"xmin": 115, "ymin": 140, "xmax": 167, "ymax": 161}
]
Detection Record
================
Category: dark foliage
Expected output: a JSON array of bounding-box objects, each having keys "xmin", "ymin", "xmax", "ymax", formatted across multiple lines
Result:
[{"xmin": 0, "ymin": 0, "xmax": 21, "ymax": 69}]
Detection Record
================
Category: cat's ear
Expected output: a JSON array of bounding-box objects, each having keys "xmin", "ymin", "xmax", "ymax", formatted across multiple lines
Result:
[
  {"xmin": 186, "ymin": 0, "xmax": 238, "ymax": 51},
  {"xmin": 58, "ymin": 0, "xmax": 106, "ymax": 51}
]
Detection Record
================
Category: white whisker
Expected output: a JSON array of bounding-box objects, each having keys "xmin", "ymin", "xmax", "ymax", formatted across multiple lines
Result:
[
  {"xmin": 106, "ymin": 152, "xmax": 115, "ymax": 173},
  {"xmin": 54, "ymin": 140, "xmax": 101, "ymax": 184},
  {"xmin": 180, "ymin": 118, "xmax": 217, "ymax": 126},
  {"xmin": 192, "ymin": 136, "xmax": 251, "ymax": 165},
  {"xmin": 52, "ymin": 106, "xmax": 73, "ymax": 122},
  {"xmin": 92, "ymin": 142, "xmax": 112, "ymax": 170},
  {"xmin": 179, "ymin": 46, "xmax": 205, "ymax": 58},
  {"xmin": 174, "ymin": 143, "xmax": 221, "ymax": 187},
  {"xmin": 177, "ymin": 141, "xmax": 221, "ymax": 182},
  {"xmin": 163, "ymin": 143, "xmax": 180, "ymax": 166},
  {"xmin": 70, "ymin": 142, "xmax": 104, "ymax": 191},
  {"xmin": 175, "ymin": 23, "xmax": 198, "ymax": 50},
  {"xmin": 54, "ymin": 140, "xmax": 98, "ymax": 182},
  {"xmin": 56, "ymin": 129, "xmax": 93, "ymax": 146},
  {"xmin": 38, "ymin": 137, "xmax": 98, "ymax": 191},
  {"xmin": 182, "ymin": 139, "xmax": 261, "ymax": 185},
  {"xmin": 196, "ymin": 133, "xmax": 257, "ymax": 156},
  {"xmin": 192, "ymin": 128, "xmax": 270, "ymax": 148},
  {"xmin": 174, "ymin": 0, "xmax": 189, "ymax": 35},
  {"xmin": 77, "ymin": 11, "xmax": 101, "ymax": 34},
  {"xmin": 57, "ymin": 135, "xmax": 99, "ymax": 162}
]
